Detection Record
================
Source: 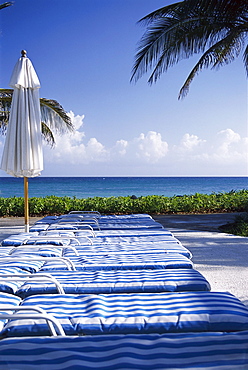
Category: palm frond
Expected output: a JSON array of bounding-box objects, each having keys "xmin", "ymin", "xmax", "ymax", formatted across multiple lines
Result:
[
  {"xmin": 41, "ymin": 121, "xmax": 55, "ymax": 146},
  {"xmin": 131, "ymin": 0, "xmax": 248, "ymax": 97},
  {"xmin": 243, "ymin": 45, "xmax": 248, "ymax": 76},
  {"xmin": 179, "ymin": 31, "xmax": 245, "ymax": 99},
  {"xmin": 0, "ymin": 89, "xmax": 12, "ymax": 133},
  {"xmin": 0, "ymin": 2, "xmax": 13, "ymax": 10},
  {"xmin": 0, "ymin": 88, "xmax": 74, "ymax": 145},
  {"xmin": 138, "ymin": 2, "xmax": 183, "ymax": 25},
  {"xmin": 40, "ymin": 98, "xmax": 74, "ymax": 135},
  {"xmin": 131, "ymin": 15, "xmax": 227, "ymax": 83}
]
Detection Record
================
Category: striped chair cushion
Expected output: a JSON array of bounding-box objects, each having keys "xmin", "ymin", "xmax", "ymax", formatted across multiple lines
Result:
[
  {"xmin": 40, "ymin": 253, "xmax": 193, "ymax": 271},
  {"xmin": 0, "ymin": 267, "xmax": 30, "ymax": 275},
  {"xmin": 1, "ymin": 233, "xmax": 39, "ymax": 246},
  {"xmin": 100, "ymin": 214, "xmax": 153, "ymax": 220},
  {"xmin": 0, "ymin": 260, "xmax": 45, "ymax": 273},
  {"xmin": 0, "ymin": 267, "xmax": 30, "ymax": 294},
  {"xmin": 0, "ymin": 279, "xmax": 23, "ymax": 295},
  {"xmin": 16, "ymin": 269, "xmax": 210, "ymax": 297},
  {"xmin": 0, "ymin": 247, "xmax": 15, "ymax": 257},
  {"xmin": 93, "ymin": 229, "xmax": 173, "ymax": 237},
  {"xmin": 25, "ymin": 239, "xmax": 70, "ymax": 246},
  {"xmin": 0, "ymin": 292, "xmax": 22, "ymax": 333},
  {"xmin": 29, "ymin": 224, "xmax": 49, "ymax": 232},
  {"xmin": 86, "ymin": 235, "xmax": 185, "ymax": 246},
  {"xmin": 0, "ymin": 331, "xmax": 248, "ymax": 369},
  {"xmin": 3, "ymin": 292, "xmax": 248, "ymax": 336},
  {"xmin": 64, "ymin": 242, "xmax": 192, "ymax": 258},
  {"xmin": 10, "ymin": 247, "xmax": 64, "ymax": 258},
  {"xmin": 95, "ymin": 222, "xmax": 164, "ymax": 230}
]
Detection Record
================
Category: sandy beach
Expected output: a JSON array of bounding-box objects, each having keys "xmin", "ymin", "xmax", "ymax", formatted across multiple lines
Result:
[{"xmin": 0, "ymin": 212, "xmax": 247, "ymax": 306}]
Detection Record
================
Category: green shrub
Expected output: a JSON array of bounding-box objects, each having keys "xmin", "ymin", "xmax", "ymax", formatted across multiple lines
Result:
[
  {"xmin": 219, "ymin": 213, "xmax": 248, "ymax": 237},
  {"xmin": 0, "ymin": 190, "xmax": 247, "ymax": 217}
]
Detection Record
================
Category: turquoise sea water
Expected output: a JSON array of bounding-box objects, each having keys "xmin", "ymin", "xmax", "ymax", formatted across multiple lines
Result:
[{"xmin": 0, "ymin": 177, "xmax": 247, "ymax": 199}]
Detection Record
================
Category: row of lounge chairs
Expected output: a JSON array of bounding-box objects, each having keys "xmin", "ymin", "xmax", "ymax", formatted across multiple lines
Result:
[{"xmin": 0, "ymin": 211, "xmax": 247, "ymax": 369}]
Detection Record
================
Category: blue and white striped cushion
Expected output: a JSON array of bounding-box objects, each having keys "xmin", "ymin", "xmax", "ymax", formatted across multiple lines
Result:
[
  {"xmin": 0, "ymin": 267, "xmax": 30, "ymax": 275},
  {"xmin": 86, "ymin": 235, "xmax": 184, "ymax": 246},
  {"xmin": 0, "ymin": 260, "xmax": 45, "ymax": 273},
  {"xmin": 0, "ymin": 279, "xmax": 23, "ymax": 295},
  {"xmin": 99, "ymin": 214, "xmax": 156, "ymax": 222},
  {"xmin": 0, "ymin": 331, "xmax": 248, "ymax": 369},
  {"xmin": 40, "ymin": 253, "xmax": 193, "ymax": 271},
  {"xmin": 25, "ymin": 238, "xmax": 70, "ymax": 246},
  {"xmin": 10, "ymin": 247, "xmax": 63, "ymax": 258},
  {"xmin": 29, "ymin": 224, "xmax": 50, "ymax": 232},
  {"xmin": 0, "ymin": 247, "xmax": 14, "ymax": 257},
  {"xmin": 64, "ymin": 242, "xmax": 192, "ymax": 258},
  {"xmin": 16, "ymin": 269, "xmax": 210, "ymax": 297},
  {"xmin": 1, "ymin": 233, "xmax": 39, "ymax": 246},
  {"xmin": 93, "ymin": 229, "xmax": 174, "ymax": 237},
  {"xmin": 3, "ymin": 292, "xmax": 248, "ymax": 336},
  {"xmin": 0, "ymin": 292, "xmax": 22, "ymax": 333},
  {"xmin": 70, "ymin": 291, "xmax": 248, "ymax": 335},
  {"xmin": 95, "ymin": 222, "xmax": 164, "ymax": 230}
]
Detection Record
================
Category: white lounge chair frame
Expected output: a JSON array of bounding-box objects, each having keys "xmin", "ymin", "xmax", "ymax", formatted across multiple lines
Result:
[
  {"xmin": 0, "ymin": 257, "xmax": 76, "ymax": 271},
  {"xmin": 0, "ymin": 273, "xmax": 65, "ymax": 294},
  {"xmin": 0, "ymin": 306, "xmax": 65, "ymax": 336}
]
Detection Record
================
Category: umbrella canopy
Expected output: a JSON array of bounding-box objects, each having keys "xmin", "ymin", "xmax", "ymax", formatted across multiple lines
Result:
[
  {"xmin": 1, "ymin": 50, "xmax": 43, "ymax": 230},
  {"xmin": 1, "ymin": 51, "xmax": 43, "ymax": 177}
]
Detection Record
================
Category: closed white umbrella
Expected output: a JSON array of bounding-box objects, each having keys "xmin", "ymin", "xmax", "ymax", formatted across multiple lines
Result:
[{"xmin": 1, "ymin": 50, "xmax": 43, "ymax": 231}]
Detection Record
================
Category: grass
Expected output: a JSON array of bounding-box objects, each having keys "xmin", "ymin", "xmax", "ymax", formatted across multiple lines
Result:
[{"xmin": 219, "ymin": 213, "xmax": 248, "ymax": 237}]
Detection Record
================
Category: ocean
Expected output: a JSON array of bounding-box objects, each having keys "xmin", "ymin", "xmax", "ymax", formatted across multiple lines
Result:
[{"xmin": 0, "ymin": 177, "xmax": 247, "ymax": 199}]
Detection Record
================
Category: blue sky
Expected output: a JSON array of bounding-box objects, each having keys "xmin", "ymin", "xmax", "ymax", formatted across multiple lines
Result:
[{"xmin": 0, "ymin": 0, "xmax": 247, "ymax": 177}]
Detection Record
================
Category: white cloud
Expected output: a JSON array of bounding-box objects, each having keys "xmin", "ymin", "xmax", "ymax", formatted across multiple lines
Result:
[
  {"xmin": 42, "ymin": 118, "xmax": 248, "ymax": 175},
  {"xmin": 213, "ymin": 128, "xmax": 244, "ymax": 159},
  {"xmin": 67, "ymin": 111, "xmax": 85, "ymax": 131},
  {"xmin": 134, "ymin": 131, "xmax": 169, "ymax": 162},
  {"xmin": 86, "ymin": 138, "xmax": 109, "ymax": 162},
  {"xmin": 44, "ymin": 117, "xmax": 169, "ymax": 166},
  {"xmin": 179, "ymin": 133, "xmax": 206, "ymax": 151},
  {"xmin": 1, "ymin": 111, "xmax": 246, "ymax": 176},
  {"xmin": 43, "ymin": 112, "xmax": 108, "ymax": 164},
  {"xmin": 171, "ymin": 129, "xmax": 247, "ymax": 162},
  {"xmin": 109, "ymin": 131, "xmax": 169, "ymax": 164},
  {"xmin": 111, "ymin": 139, "xmax": 129, "ymax": 156}
]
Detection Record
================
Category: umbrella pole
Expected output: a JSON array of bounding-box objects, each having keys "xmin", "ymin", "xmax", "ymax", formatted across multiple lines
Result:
[{"xmin": 24, "ymin": 176, "xmax": 29, "ymax": 232}]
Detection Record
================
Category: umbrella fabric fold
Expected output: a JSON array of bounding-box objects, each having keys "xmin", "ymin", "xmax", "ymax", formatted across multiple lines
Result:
[
  {"xmin": 1, "ymin": 52, "xmax": 43, "ymax": 231},
  {"xmin": 1, "ymin": 55, "xmax": 43, "ymax": 177}
]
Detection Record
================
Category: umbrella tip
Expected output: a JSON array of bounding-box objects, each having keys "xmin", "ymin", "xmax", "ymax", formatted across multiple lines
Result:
[{"xmin": 21, "ymin": 50, "xmax": 27, "ymax": 57}]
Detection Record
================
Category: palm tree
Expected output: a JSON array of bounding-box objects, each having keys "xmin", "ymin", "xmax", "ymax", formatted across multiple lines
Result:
[
  {"xmin": 0, "ymin": 2, "xmax": 74, "ymax": 145},
  {"xmin": 0, "ymin": 89, "xmax": 74, "ymax": 146},
  {"xmin": 131, "ymin": 0, "xmax": 248, "ymax": 98}
]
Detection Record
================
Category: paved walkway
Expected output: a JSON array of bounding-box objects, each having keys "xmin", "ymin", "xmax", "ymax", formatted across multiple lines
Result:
[
  {"xmin": 154, "ymin": 213, "xmax": 248, "ymax": 306},
  {"xmin": 153, "ymin": 212, "xmax": 244, "ymax": 232},
  {"xmin": 0, "ymin": 217, "xmax": 40, "ymax": 241}
]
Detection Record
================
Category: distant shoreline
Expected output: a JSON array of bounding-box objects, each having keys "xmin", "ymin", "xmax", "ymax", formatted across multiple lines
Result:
[{"xmin": 0, "ymin": 176, "xmax": 247, "ymax": 199}]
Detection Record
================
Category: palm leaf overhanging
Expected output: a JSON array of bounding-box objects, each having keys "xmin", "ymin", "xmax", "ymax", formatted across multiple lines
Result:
[
  {"xmin": 131, "ymin": 0, "xmax": 248, "ymax": 98},
  {"xmin": 0, "ymin": 2, "xmax": 13, "ymax": 10},
  {"xmin": 0, "ymin": 89, "xmax": 74, "ymax": 146}
]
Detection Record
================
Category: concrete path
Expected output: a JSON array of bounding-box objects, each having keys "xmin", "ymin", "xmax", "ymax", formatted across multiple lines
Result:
[
  {"xmin": 0, "ymin": 217, "xmax": 40, "ymax": 240},
  {"xmin": 154, "ymin": 213, "xmax": 248, "ymax": 306}
]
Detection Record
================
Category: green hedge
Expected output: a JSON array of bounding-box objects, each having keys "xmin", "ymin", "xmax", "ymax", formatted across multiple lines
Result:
[
  {"xmin": 219, "ymin": 213, "xmax": 248, "ymax": 237},
  {"xmin": 0, "ymin": 190, "xmax": 247, "ymax": 217}
]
